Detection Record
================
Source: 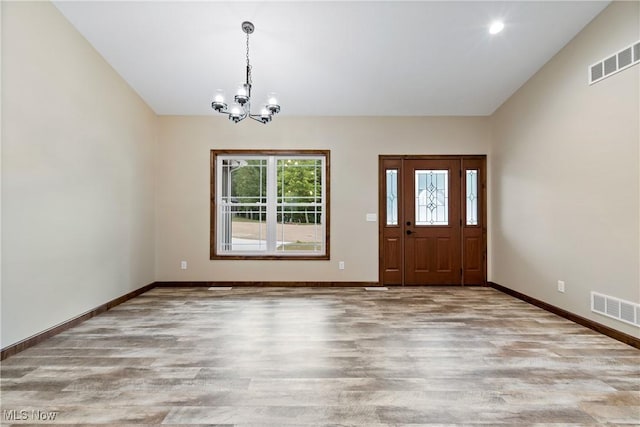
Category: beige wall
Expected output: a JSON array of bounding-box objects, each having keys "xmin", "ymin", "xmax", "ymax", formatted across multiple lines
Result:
[
  {"xmin": 1, "ymin": 2, "xmax": 157, "ymax": 347},
  {"xmin": 156, "ymin": 116, "xmax": 491, "ymax": 282},
  {"xmin": 491, "ymin": 1, "xmax": 639, "ymax": 337}
]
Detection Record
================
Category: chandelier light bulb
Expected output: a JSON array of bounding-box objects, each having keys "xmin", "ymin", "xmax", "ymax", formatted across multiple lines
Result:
[
  {"xmin": 259, "ymin": 108, "xmax": 272, "ymax": 123},
  {"xmin": 228, "ymin": 104, "xmax": 243, "ymax": 123},
  {"xmin": 211, "ymin": 89, "xmax": 227, "ymax": 112},
  {"xmin": 266, "ymin": 92, "xmax": 281, "ymax": 114},
  {"xmin": 235, "ymin": 83, "xmax": 250, "ymax": 105}
]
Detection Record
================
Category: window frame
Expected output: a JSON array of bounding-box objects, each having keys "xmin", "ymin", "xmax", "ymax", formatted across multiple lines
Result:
[{"xmin": 210, "ymin": 149, "xmax": 330, "ymax": 260}]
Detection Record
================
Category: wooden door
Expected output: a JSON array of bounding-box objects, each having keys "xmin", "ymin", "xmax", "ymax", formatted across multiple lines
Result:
[
  {"xmin": 379, "ymin": 156, "xmax": 486, "ymax": 286},
  {"xmin": 404, "ymin": 159, "xmax": 461, "ymax": 284}
]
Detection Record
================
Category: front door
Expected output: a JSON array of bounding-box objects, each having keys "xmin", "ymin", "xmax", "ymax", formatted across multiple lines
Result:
[
  {"xmin": 404, "ymin": 159, "xmax": 461, "ymax": 284},
  {"xmin": 379, "ymin": 156, "xmax": 486, "ymax": 285}
]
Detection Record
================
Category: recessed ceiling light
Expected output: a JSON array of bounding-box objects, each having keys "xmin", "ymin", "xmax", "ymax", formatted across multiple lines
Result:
[{"xmin": 489, "ymin": 21, "xmax": 504, "ymax": 35}]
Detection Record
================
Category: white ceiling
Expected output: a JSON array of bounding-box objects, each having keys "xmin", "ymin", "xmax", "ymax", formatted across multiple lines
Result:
[{"xmin": 53, "ymin": 1, "xmax": 609, "ymax": 116}]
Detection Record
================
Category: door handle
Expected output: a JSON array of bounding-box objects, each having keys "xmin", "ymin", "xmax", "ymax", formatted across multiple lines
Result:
[{"xmin": 406, "ymin": 230, "xmax": 413, "ymax": 235}]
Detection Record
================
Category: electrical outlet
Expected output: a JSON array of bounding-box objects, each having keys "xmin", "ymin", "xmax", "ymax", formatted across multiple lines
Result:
[
  {"xmin": 181, "ymin": 261, "xmax": 187, "ymax": 270},
  {"xmin": 557, "ymin": 280, "xmax": 565, "ymax": 293},
  {"xmin": 339, "ymin": 261, "xmax": 345, "ymax": 270}
]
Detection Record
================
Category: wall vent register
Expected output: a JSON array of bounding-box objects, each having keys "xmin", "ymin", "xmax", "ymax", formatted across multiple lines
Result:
[
  {"xmin": 591, "ymin": 292, "xmax": 640, "ymax": 328},
  {"xmin": 589, "ymin": 40, "xmax": 640, "ymax": 85}
]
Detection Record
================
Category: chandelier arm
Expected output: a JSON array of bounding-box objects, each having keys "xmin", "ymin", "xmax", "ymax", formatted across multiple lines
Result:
[
  {"xmin": 248, "ymin": 115, "xmax": 266, "ymax": 123},
  {"xmin": 236, "ymin": 103, "xmax": 250, "ymax": 122},
  {"xmin": 217, "ymin": 110, "xmax": 244, "ymax": 122}
]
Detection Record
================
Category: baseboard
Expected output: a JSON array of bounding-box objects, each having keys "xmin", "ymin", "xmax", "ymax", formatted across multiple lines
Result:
[
  {"xmin": 154, "ymin": 281, "xmax": 380, "ymax": 287},
  {"xmin": 489, "ymin": 282, "xmax": 640, "ymax": 349},
  {"xmin": 154, "ymin": 282, "xmax": 485, "ymax": 287},
  {"xmin": 0, "ymin": 282, "xmax": 156, "ymax": 361}
]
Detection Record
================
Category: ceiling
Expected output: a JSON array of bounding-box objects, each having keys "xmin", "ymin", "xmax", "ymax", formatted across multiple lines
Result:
[{"xmin": 53, "ymin": 1, "xmax": 609, "ymax": 116}]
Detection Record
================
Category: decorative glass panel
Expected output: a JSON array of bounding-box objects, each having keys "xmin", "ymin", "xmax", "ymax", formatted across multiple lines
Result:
[
  {"xmin": 415, "ymin": 170, "xmax": 448, "ymax": 225},
  {"xmin": 386, "ymin": 169, "xmax": 398, "ymax": 226},
  {"xmin": 466, "ymin": 170, "xmax": 478, "ymax": 226}
]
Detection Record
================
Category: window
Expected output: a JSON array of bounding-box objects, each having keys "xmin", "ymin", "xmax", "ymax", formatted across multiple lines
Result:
[
  {"xmin": 465, "ymin": 169, "xmax": 478, "ymax": 226},
  {"xmin": 386, "ymin": 169, "xmax": 398, "ymax": 226},
  {"xmin": 211, "ymin": 150, "xmax": 329, "ymax": 259}
]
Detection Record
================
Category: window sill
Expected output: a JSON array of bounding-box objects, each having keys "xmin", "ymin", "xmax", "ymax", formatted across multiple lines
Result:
[{"xmin": 211, "ymin": 254, "xmax": 330, "ymax": 261}]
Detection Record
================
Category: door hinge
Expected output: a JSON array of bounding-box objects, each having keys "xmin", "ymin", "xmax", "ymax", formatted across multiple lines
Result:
[{"xmin": 460, "ymin": 268, "xmax": 463, "ymax": 276}]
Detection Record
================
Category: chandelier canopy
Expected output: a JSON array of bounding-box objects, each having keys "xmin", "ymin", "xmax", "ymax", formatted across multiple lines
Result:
[{"xmin": 211, "ymin": 21, "xmax": 281, "ymax": 124}]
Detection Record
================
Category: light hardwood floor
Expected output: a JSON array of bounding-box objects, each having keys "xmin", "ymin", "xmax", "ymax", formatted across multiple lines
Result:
[{"xmin": 1, "ymin": 287, "xmax": 638, "ymax": 426}]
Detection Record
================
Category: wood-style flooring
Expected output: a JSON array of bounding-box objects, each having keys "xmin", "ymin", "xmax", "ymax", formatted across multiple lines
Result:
[{"xmin": 1, "ymin": 287, "xmax": 639, "ymax": 426}]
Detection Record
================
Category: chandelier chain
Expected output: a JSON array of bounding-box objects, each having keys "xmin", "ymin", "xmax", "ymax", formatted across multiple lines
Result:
[{"xmin": 246, "ymin": 32, "xmax": 252, "ymax": 85}]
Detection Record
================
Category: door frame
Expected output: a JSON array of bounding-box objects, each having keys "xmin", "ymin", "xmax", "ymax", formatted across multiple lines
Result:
[{"xmin": 378, "ymin": 155, "xmax": 487, "ymax": 286}]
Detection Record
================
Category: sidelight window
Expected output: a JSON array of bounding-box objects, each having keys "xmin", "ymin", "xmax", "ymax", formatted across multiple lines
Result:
[
  {"xmin": 466, "ymin": 169, "xmax": 478, "ymax": 226},
  {"xmin": 386, "ymin": 169, "xmax": 399, "ymax": 226}
]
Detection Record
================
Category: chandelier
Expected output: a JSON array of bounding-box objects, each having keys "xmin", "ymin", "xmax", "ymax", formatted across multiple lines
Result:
[{"xmin": 211, "ymin": 21, "xmax": 281, "ymax": 124}]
